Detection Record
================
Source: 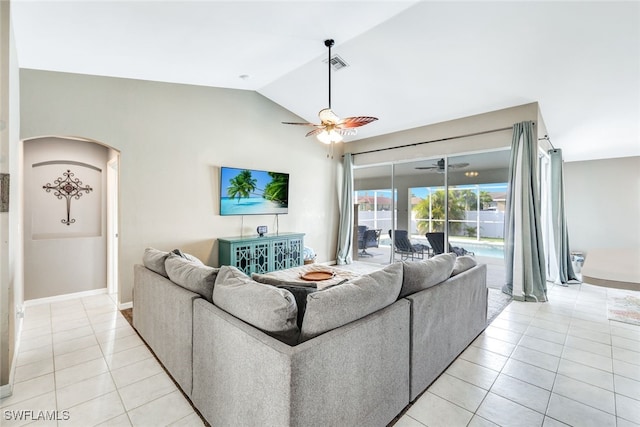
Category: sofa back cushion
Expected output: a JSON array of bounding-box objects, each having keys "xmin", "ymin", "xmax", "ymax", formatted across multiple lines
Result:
[
  {"xmin": 213, "ymin": 266, "xmax": 299, "ymax": 345},
  {"xmin": 165, "ymin": 254, "xmax": 218, "ymax": 303},
  {"xmin": 451, "ymin": 255, "xmax": 478, "ymax": 276},
  {"xmin": 400, "ymin": 253, "xmax": 456, "ymax": 298},
  {"xmin": 143, "ymin": 248, "xmax": 170, "ymax": 277},
  {"xmin": 299, "ymin": 262, "xmax": 403, "ymax": 342}
]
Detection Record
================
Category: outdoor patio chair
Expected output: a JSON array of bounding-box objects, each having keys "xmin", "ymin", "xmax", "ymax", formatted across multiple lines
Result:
[
  {"xmin": 425, "ymin": 232, "xmax": 475, "ymax": 256},
  {"xmin": 357, "ymin": 227, "xmax": 381, "ymax": 257},
  {"xmin": 389, "ymin": 230, "xmax": 428, "ymax": 260}
]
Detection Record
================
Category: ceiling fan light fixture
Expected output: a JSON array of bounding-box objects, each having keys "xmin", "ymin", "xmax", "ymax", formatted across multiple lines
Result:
[
  {"xmin": 465, "ymin": 171, "xmax": 479, "ymax": 177},
  {"xmin": 317, "ymin": 129, "xmax": 343, "ymax": 145}
]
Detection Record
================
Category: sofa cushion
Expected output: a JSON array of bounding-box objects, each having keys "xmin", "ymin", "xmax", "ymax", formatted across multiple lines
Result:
[
  {"xmin": 165, "ymin": 253, "xmax": 218, "ymax": 303},
  {"xmin": 400, "ymin": 253, "xmax": 456, "ymax": 298},
  {"xmin": 213, "ymin": 266, "xmax": 299, "ymax": 345},
  {"xmin": 171, "ymin": 249, "xmax": 204, "ymax": 265},
  {"xmin": 299, "ymin": 262, "xmax": 403, "ymax": 342},
  {"xmin": 143, "ymin": 248, "xmax": 170, "ymax": 277},
  {"xmin": 451, "ymin": 255, "xmax": 477, "ymax": 276}
]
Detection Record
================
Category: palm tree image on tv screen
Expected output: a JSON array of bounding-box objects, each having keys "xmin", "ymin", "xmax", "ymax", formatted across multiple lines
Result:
[{"xmin": 220, "ymin": 167, "xmax": 289, "ymax": 216}]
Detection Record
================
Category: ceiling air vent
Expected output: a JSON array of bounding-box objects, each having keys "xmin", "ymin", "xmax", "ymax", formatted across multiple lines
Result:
[{"xmin": 324, "ymin": 55, "xmax": 349, "ymax": 71}]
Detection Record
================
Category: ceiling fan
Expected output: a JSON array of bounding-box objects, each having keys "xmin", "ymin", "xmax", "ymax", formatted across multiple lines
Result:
[
  {"xmin": 415, "ymin": 158, "xmax": 470, "ymax": 173},
  {"xmin": 282, "ymin": 39, "xmax": 378, "ymax": 144}
]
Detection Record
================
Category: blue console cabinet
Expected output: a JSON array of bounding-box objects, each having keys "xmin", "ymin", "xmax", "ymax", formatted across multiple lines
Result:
[{"xmin": 218, "ymin": 232, "xmax": 305, "ymax": 275}]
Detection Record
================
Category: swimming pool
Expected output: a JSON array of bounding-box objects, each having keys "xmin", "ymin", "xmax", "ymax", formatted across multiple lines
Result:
[{"xmin": 452, "ymin": 241, "xmax": 504, "ymax": 258}]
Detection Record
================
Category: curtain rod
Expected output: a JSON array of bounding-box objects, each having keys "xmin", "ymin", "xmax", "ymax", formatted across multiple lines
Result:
[
  {"xmin": 538, "ymin": 134, "xmax": 556, "ymax": 150},
  {"xmin": 349, "ymin": 124, "xmax": 523, "ymax": 157}
]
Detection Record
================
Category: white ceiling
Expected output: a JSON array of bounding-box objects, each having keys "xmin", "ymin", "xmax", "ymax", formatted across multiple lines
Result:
[{"xmin": 11, "ymin": 1, "xmax": 640, "ymax": 163}]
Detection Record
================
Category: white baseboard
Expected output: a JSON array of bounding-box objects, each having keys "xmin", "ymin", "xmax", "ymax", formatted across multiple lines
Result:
[
  {"xmin": 0, "ymin": 382, "xmax": 12, "ymax": 399},
  {"xmin": 24, "ymin": 288, "xmax": 107, "ymax": 307},
  {"xmin": 1, "ymin": 313, "xmax": 23, "ymax": 400},
  {"xmin": 118, "ymin": 301, "xmax": 133, "ymax": 310}
]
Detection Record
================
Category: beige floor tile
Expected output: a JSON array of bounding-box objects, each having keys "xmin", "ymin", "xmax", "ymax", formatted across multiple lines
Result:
[
  {"xmin": 127, "ymin": 390, "xmax": 195, "ymax": 427},
  {"xmin": 428, "ymin": 373, "xmax": 487, "ymax": 412},
  {"xmin": 16, "ymin": 344, "xmax": 53, "ymax": 367},
  {"xmin": 472, "ymin": 335, "xmax": 517, "ymax": 357},
  {"xmin": 0, "ymin": 374, "xmax": 55, "ymax": 408},
  {"xmin": 407, "ymin": 392, "xmax": 473, "ymax": 427},
  {"xmin": 55, "ymin": 357, "xmax": 109, "ymax": 389},
  {"xmin": 110, "ymin": 357, "xmax": 164, "ymax": 389},
  {"xmin": 614, "ymin": 374, "xmax": 640, "ymax": 401},
  {"xmin": 118, "ymin": 372, "xmax": 178, "ymax": 411},
  {"xmin": 556, "ymin": 358, "xmax": 614, "ymax": 391},
  {"xmin": 546, "ymin": 393, "xmax": 615, "ymax": 427},
  {"xmin": 614, "ymin": 358, "xmax": 640, "ymax": 381},
  {"xmin": 56, "ymin": 371, "xmax": 117, "ymax": 410},
  {"xmin": 459, "ymin": 346, "xmax": 508, "ymax": 372},
  {"xmin": 518, "ymin": 335, "xmax": 564, "ymax": 357},
  {"xmin": 564, "ymin": 335, "xmax": 612, "ymax": 358},
  {"xmin": 445, "ymin": 358, "xmax": 499, "ymax": 390},
  {"xmin": 501, "ymin": 358, "xmax": 556, "ymax": 390},
  {"xmin": 54, "ymin": 344, "xmax": 103, "ymax": 370},
  {"xmin": 616, "ymin": 394, "xmax": 640, "ymax": 425},
  {"xmin": 104, "ymin": 344, "xmax": 153, "ymax": 370},
  {"xmin": 561, "ymin": 346, "xmax": 613, "ymax": 372},
  {"xmin": 511, "ymin": 345, "xmax": 560, "ymax": 372},
  {"xmin": 476, "ymin": 392, "xmax": 544, "ymax": 427},
  {"xmin": 63, "ymin": 390, "xmax": 126, "ymax": 427},
  {"xmin": 168, "ymin": 412, "xmax": 206, "ymax": 426},
  {"xmin": 490, "ymin": 374, "xmax": 550, "ymax": 414},
  {"xmin": 552, "ymin": 374, "xmax": 615, "ymax": 415},
  {"xmin": 13, "ymin": 358, "xmax": 54, "ymax": 383}
]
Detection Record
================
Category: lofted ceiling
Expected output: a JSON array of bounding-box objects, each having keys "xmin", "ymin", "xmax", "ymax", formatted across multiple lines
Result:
[{"xmin": 10, "ymin": 1, "xmax": 640, "ymax": 163}]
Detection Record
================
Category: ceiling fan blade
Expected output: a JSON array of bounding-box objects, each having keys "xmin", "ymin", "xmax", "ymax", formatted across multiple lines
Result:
[
  {"xmin": 281, "ymin": 121, "xmax": 321, "ymax": 126},
  {"xmin": 449, "ymin": 162, "xmax": 470, "ymax": 169},
  {"xmin": 305, "ymin": 127, "xmax": 326, "ymax": 138},
  {"xmin": 338, "ymin": 116, "xmax": 378, "ymax": 128},
  {"xmin": 415, "ymin": 166, "xmax": 439, "ymax": 171}
]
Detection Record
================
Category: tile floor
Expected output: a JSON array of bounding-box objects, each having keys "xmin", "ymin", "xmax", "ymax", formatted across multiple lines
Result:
[
  {"xmin": 2, "ymin": 282, "xmax": 639, "ymax": 426},
  {"xmin": 396, "ymin": 282, "xmax": 640, "ymax": 427},
  {"xmin": 1, "ymin": 294, "xmax": 204, "ymax": 427}
]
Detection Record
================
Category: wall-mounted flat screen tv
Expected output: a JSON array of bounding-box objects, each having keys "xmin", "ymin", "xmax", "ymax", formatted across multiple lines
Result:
[{"xmin": 220, "ymin": 166, "xmax": 289, "ymax": 216}]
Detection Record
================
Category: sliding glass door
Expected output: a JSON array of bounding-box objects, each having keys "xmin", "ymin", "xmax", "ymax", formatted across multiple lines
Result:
[{"xmin": 352, "ymin": 149, "xmax": 510, "ymax": 269}]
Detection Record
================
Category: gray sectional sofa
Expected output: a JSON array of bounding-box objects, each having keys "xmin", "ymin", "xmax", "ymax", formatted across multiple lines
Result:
[{"xmin": 133, "ymin": 249, "xmax": 488, "ymax": 427}]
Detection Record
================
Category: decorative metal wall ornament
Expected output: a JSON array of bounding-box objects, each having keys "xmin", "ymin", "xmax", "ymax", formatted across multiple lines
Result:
[{"xmin": 43, "ymin": 169, "xmax": 93, "ymax": 226}]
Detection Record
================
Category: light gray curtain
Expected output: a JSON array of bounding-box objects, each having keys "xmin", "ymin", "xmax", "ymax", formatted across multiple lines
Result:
[
  {"xmin": 549, "ymin": 148, "xmax": 579, "ymax": 284},
  {"xmin": 502, "ymin": 121, "xmax": 547, "ymax": 302},
  {"xmin": 336, "ymin": 153, "xmax": 353, "ymax": 264}
]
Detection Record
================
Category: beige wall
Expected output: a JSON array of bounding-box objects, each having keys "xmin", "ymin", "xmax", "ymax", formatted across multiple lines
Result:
[
  {"xmin": 564, "ymin": 156, "xmax": 640, "ymax": 254},
  {"xmin": 20, "ymin": 70, "xmax": 342, "ymax": 304},
  {"xmin": 346, "ymin": 103, "xmax": 539, "ymax": 165}
]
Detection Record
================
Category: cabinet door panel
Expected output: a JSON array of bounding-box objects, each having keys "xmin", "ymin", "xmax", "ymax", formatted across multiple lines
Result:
[
  {"xmin": 252, "ymin": 241, "xmax": 271, "ymax": 274},
  {"xmin": 272, "ymin": 240, "xmax": 289, "ymax": 271},
  {"xmin": 233, "ymin": 244, "xmax": 253, "ymax": 274}
]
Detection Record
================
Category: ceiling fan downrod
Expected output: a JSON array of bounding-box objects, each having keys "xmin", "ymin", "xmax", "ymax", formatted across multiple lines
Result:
[{"xmin": 325, "ymin": 39, "xmax": 334, "ymax": 109}]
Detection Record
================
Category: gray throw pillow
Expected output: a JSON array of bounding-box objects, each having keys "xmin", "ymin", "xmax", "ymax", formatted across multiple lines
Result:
[
  {"xmin": 213, "ymin": 266, "xmax": 299, "ymax": 346},
  {"xmin": 143, "ymin": 248, "xmax": 170, "ymax": 277},
  {"xmin": 171, "ymin": 249, "xmax": 204, "ymax": 265},
  {"xmin": 451, "ymin": 255, "xmax": 478, "ymax": 276},
  {"xmin": 299, "ymin": 262, "xmax": 403, "ymax": 342},
  {"xmin": 400, "ymin": 253, "xmax": 456, "ymax": 297},
  {"xmin": 165, "ymin": 253, "xmax": 218, "ymax": 303}
]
